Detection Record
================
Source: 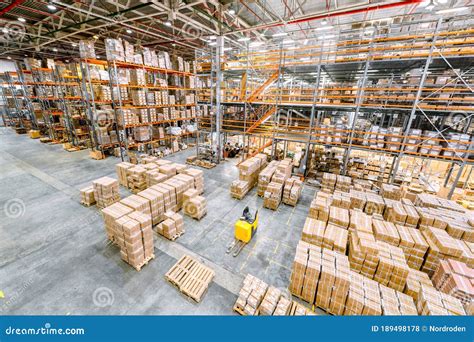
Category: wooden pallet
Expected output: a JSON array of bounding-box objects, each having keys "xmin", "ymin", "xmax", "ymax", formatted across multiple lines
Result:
[
  {"xmin": 165, "ymin": 255, "xmax": 215, "ymax": 303},
  {"xmin": 131, "ymin": 253, "xmax": 155, "ymax": 271},
  {"xmin": 157, "ymin": 229, "xmax": 185, "ymax": 241},
  {"xmin": 80, "ymin": 200, "xmax": 95, "ymax": 207},
  {"xmin": 233, "ymin": 304, "xmax": 246, "ymax": 316}
]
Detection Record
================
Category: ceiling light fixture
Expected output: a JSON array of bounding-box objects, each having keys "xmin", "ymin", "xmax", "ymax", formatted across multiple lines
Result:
[
  {"xmin": 47, "ymin": 3, "xmax": 57, "ymax": 11},
  {"xmin": 238, "ymin": 37, "xmax": 250, "ymax": 42},
  {"xmin": 7, "ymin": 56, "xmax": 11, "ymax": 60},
  {"xmin": 314, "ymin": 26, "xmax": 333, "ymax": 31},
  {"xmin": 165, "ymin": 20, "xmax": 172, "ymax": 27},
  {"xmin": 72, "ymin": 43, "xmax": 77, "ymax": 47},
  {"xmin": 53, "ymin": 48, "xmax": 58, "ymax": 52},
  {"xmin": 303, "ymin": 39, "xmax": 309, "ymax": 45},
  {"xmin": 126, "ymin": 29, "xmax": 132, "ymax": 34},
  {"xmin": 209, "ymin": 41, "xmax": 217, "ymax": 46},
  {"xmin": 321, "ymin": 18, "xmax": 328, "ymax": 25},
  {"xmin": 282, "ymin": 39, "xmax": 294, "ymax": 44},
  {"xmin": 209, "ymin": 35, "xmax": 216, "ymax": 40},
  {"xmin": 93, "ymin": 35, "xmax": 98, "ymax": 39},
  {"xmin": 249, "ymin": 41, "xmax": 264, "ymax": 47},
  {"xmin": 436, "ymin": 7, "xmax": 468, "ymax": 14},
  {"xmin": 18, "ymin": 17, "xmax": 26, "ymax": 22},
  {"xmin": 229, "ymin": 8, "xmax": 235, "ymax": 15},
  {"xmin": 273, "ymin": 32, "xmax": 288, "ymax": 37}
]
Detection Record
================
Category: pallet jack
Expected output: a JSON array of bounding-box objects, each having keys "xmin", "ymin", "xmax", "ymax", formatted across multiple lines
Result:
[{"xmin": 226, "ymin": 206, "xmax": 259, "ymax": 257}]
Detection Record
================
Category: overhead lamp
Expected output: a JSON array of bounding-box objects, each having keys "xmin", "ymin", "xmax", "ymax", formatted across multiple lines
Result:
[
  {"xmin": 7, "ymin": 56, "xmax": 11, "ymax": 60},
  {"xmin": 436, "ymin": 7, "xmax": 468, "ymax": 14},
  {"xmin": 249, "ymin": 41, "xmax": 263, "ymax": 47},
  {"xmin": 172, "ymin": 43, "xmax": 176, "ymax": 46},
  {"xmin": 65, "ymin": 59, "xmax": 70, "ymax": 63},
  {"xmin": 321, "ymin": 18, "xmax": 328, "ymax": 25},
  {"xmin": 209, "ymin": 41, "xmax": 217, "ymax": 46},
  {"xmin": 314, "ymin": 26, "xmax": 333, "ymax": 31},
  {"xmin": 228, "ymin": 8, "xmax": 235, "ymax": 15},
  {"xmin": 2, "ymin": 28, "xmax": 8, "ymax": 33},
  {"xmin": 273, "ymin": 32, "xmax": 288, "ymax": 37},
  {"xmin": 126, "ymin": 29, "xmax": 132, "ymax": 34},
  {"xmin": 47, "ymin": 3, "xmax": 57, "ymax": 11},
  {"xmin": 300, "ymin": 57, "xmax": 310, "ymax": 62},
  {"xmin": 209, "ymin": 35, "xmax": 216, "ymax": 40},
  {"xmin": 72, "ymin": 43, "xmax": 77, "ymax": 47},
  {"xmin": 303, "ymin": 39, "xmax": 309, "ymax": 45},
  {"xmin": 237, "ymin": 37, "xmax": 250, "ymax": 42},
  {"xmin": 17, "ymin": 17, "xmax": 26, "ymax": 22},
  {"xmin": 223, "ymin": 47, "xmax": 232, "ymax": 51},
  {"xmin": 436, "ymin": 0, "xmax": 448, "ymax": 3},
  {"xmin": 53, "ymin": 48, "xmax": 58, "ymax": 52},
  {"xmin": 282, "ymin": 39, "xmax": 294, "ymax": 44},
  {"xmin": 93, "ymin": 35, "xmax": 99, "ymax": 39},
  {"xmin": 164, "ymin": 20, "xmax": 172, "ymax": 27},
  {"xmin": 425, "ymin": 0, "xmax": 435, "ymax": 11}
]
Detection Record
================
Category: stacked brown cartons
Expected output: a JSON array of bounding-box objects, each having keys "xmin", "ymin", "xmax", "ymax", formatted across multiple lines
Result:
[
  {"xmin": 233, "ymin": 274, "xmax": 269, "ymax": 316},
  {"xmin": 140, "ymin": 155, "xmax": 158, "ymax": 164},
  {"xmin": 394, "ymin": 225, "xmax": 428, "ymax": 270},
  {"xmin": 349, "ymin": 209, "xmax": 372, "ymax": 234},
  {"xmin": 257, "ymin": 160, "xmax": 279, "ymax": 196},
  {"xmin": 335, "ymin": 175, "xmax": 351, "ymax": 192},
  {"xmin": 289, "ymin": 241, "xmax": 319, "ymax": 299},
  {"xmin": 184, "ymin": 196, "xmax": 207, "ymax": 220},
  {"xmin": 259, "ymin": 287, "xmax": 282, "ymax": 315},
  {"xmin": 364, "ymin": 193, "xmax": 385, "ymax": 215},
  {"xmin": 361, "ymin": 275, "xmax": 383, "ymax": 315},
  {"xmin": 380, "ymin": 286, "xmax": 418, "ymax": 315},
  {"xmin": 156, "ymin": 211, "xmax": 184, "ymax": 240},
  {"xmin": 374, "ymin": 242, "xmax": 409, "ymax": 292},
  {"xmin": 404, "ymin": 268, "xmax": 434, "ymax": 301},
  {"xmin": 80, "ymin": 186, "xmax": 96, "ymax": 206},
  {"xmin": 164, "ymin": 178, "xmax": 185, "ymax": 210},
  {"xmin": 403, "ymin": 203, "xmax": 420, "ymax": 227},
  {"xmin": 120, "ymin": 194, "xmax": 152, "ymax": 216},
  {"xmin": 416, "ymin": 284, "xmax": 466, "ymax": 315},
  {"xmin": 321, "ymin": 172, "xmax": 337, "ymax": 193},
  {"xmin": 182, "ymin": 168, "xmax": 204, "ymax": 194},
  {"xmin": 282, "ymin": 176, "xmax": 303, "ymax": 206},
  {"xmin": 158, "ymin": 182, "xmax": 178, "ymax": 212},
  {"xmin": 137, "ymin": 188, "xmax": 165, "ymax": 225},
  {"xmin": 309, "ymin": 192, "xmax": 331, "ymax": 222},
  {"xmin": 317, "ymin": 248, "xmax": 351, "ymax": 315},
  {"xmin": 127, "ymin": 166, "xmax": 147, "ymax": 193},
  {"xmin": 421, "ymin": 226, "xmax": 466, "ymax": 275},
  {"xmin": 101, "ymin": 202, "xmax": 134, "ymax": 241},
  {"xmin": 329, "ymin": 206, "xmax": 350, "ymax": 229},
  {"xmin": 159, "ymin": 163, "xmax": 177, "ymax": 178},
  {"xmin": 115, "ymin": 211, "xmax": 154, "ymax": 270},
  {"xmin": 432, "ymin": 259, "xmax": 473, "ymax": 305},
  {"xmin": 93, "ymin": 177, "xmax": 120, "ymax": 208},
  {"xmin": 145, "ymin": 170, "xmax": 168, "ymax": 187},
  {"xmin": 115, "ymin": 162, "xmax": 134, "ymax": 187},
  {"xmin": 302, "ymin": 218, "xmax": 326, "ymax": 246},
  {"xmin": 149, "ymin": 184, "xmax": 174, "ymax": 213},
  {"xmin": 348, "ymin": 224, "xmax": 379, "ymax": 279},
  {"xmin": 383, "ymin": 200, "xmax": 408, "ymax": 225},
  {"xmin": 349, "ymin": 189, "xmax": 367, "ymax": 210},
  {"xmin": 344, "ymin": 272, "xmax": 366, "ymax": 315},
  {"xmin": 174, "ymin": 163, "xmax": 188, "ymax": 174},
  {"xmin": 380, "ymin": 184, "xmax": 402, "ymax": 200},
  {"xmin": 182, "ymin": 188, "xmax": 199, "ymax": 204},
  {"xmin": 155, "ymin": 159, "xmax": 172, "ymax": 167},
  {"xmin": 263, "ymin": 181, "xmax": 283, "ymax": 210},
  {"xmin": 273, "ymin": 297, "xmax": 292, "ymax": 315},
  {"xmin": 273, "ymin": 158, "xmax": 291, "ymax": 183}
]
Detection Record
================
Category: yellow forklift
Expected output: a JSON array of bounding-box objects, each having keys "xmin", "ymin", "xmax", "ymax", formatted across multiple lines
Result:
[{"xmin": 226, "ymin": 206, "xmax": 259, "ymax": 257}]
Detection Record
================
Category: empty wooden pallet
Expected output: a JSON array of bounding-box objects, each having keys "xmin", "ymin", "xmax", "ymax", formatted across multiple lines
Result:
[{"xmin": 165, "ymin": 255, "xmax": 215, "ymax": 303}]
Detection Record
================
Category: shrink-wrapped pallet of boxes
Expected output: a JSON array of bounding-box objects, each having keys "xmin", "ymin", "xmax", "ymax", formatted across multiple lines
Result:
[
  {"xmin": 230, "ymin": 154, "xmax": 267, "ymax": 199},
  {"xmin": 257, "ymin": 161, "xmax": 279, "ymax": 197},
  {"xmin": 80, "ymin": 186, "xmax": 96, "ymax": 206},
  {"xmin": 416, "ymin": 284, "xmax": 466, "ymax": 315},
  {"xmin": 116, "ymin": 162, "xmax": 134, "ymax": 187},
  {"xmin": 137, "ymin": 188, "xmax": 165, "ymax": 225},
  {"xmin": 184, "ymin": 195, "xmax": 207, "ymax": 220},
  {"xmin": 263, "ymin": 181, "xmax": 283, "ymax": 210},
  {"xmin": 182, "ymin": 168, "xmax": 204, "ymax": 194},
  {"xmin": 101, "ymin": 202, "xmax": 134, "ymax": 242},
  {"xmin": 127, "ymin": 166, "xmax": 147, "ymax": 193},
  {"xmin": 233, "ymin": 274, "xmax": 269, "ymax": 316},
  {"xmin": 156, "ymin": 211, "xmax": 184, "ymax": 240},
  {"xmin": 282, "ymin": 176, "xmax": 303, "ymax": 206},
  {"xmin": 432, "ymin": 259, "xmax": 474, "ymax": 305},
  {"xmin": 93, "ymin": 177, "xmax": 120, "ymax": 208}
]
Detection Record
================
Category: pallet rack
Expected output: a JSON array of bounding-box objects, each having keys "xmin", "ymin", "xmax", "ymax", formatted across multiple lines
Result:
[{"xmin": 196, "ymin": 15, "xmax": 474, "ymax": 198}]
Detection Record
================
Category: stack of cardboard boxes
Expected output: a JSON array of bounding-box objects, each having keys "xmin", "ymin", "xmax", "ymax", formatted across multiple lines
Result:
[
  {"xmin": 127, "ymin": 166, "xmax": 147, "ymax": 193},
  {"xmin": 404, "ymin": 268, "xmax": 435, "ymax": 301},
  {"xmin": 302, "ymin": 217, "xmax": 349, "ymax": 254},
  {"xmin": 183, "ymin": 168, "xmax": 204, "ymax": 194},
  {"xmin": 416, "ymin": 284, "xmax": 465, "ymax": 315},
  {"xmin": 120, "ymin": 194, "xmax": 152, "ymax": 216},
  {"xmin": 101, "ymin": 202, "xmax": 134, "ymax": 242},
  {"xmin": 115, "ymin": 211, "xmax": 154, "ymax": 270},
  {"xmin": 137, "ymin": 188, "xmax": 165, "ymax": 225},
  {"xmin": 230, "ymin": 154, "xmax": 267, "ymax": 199},
  {"xmin": 257, "ymin": 160, "xmax": 279, "ymax": 196},
  {"xmin": 321, "ymin": 172, "xmax": 337, "ymax": 192},
  {"xmin": 234, "ymin": 274, "xmax": 269, "ymax": 316},
  {"xmin": 183, "ymin": 193, "xmax": 207, "ymax": 220},
  {"xmin": 282, "ymin": 176, "xmax": 303, "ymax": 206},
  {"xmin": 156, "ymin": 211, "xmax": 184, "ymax": 240},
  {"xmin": 263, "ymin": 182, "xmax": 283, "ymax": 210},
  {"xmin": 93, "ymin": 177, "xmax": 120, "ymax": 208},
  {"xmin": 80, "ymin": 186, "xmax": 96, "ymax": 206},
  {"xmin": 432, "ymin": 259, "xmax": 473, "ymax": 306},
  {"xmin": 115, "ymin": 162, "xmax": 134, "ymax": 187}
]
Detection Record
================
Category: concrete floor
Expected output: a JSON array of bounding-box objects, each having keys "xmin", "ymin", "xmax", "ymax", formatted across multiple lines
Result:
[{"xmin": 0, "ymin": 127, "xmax": 315, "ymax": 315}]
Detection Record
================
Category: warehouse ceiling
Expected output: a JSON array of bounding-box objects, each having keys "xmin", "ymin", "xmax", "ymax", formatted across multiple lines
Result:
[{"xmin": 0, "ymin": 0, "xmax": 472, "ymax": 60}]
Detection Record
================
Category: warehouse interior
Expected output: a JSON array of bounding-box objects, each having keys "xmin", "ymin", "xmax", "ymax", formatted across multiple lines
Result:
[{"xmin": 0, "ymin": 0, "xmax": 473, "ymax": 316}]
